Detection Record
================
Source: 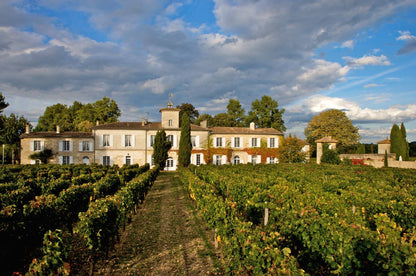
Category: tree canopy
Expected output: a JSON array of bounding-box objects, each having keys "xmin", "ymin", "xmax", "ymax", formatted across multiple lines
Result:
[
  {"xmin": 35, "ymin": 97, "xmax": 121, "ymax": 132},
  {"xmin": 277, "ymin": 134, "xmax": 306, "ymax": 163},
  {"xmin": 177, "ymin": 103, "xmax": 199, "ymax": 124},
  {"xmin": 390, "ymin": 123, "xmax": 408, "ymax": 160},
  {"xmin": 246, "ymin": 95, "xmax": 286, "ymax": 131},
  {"xmin": 304, "ymin": 109, "xmax": 360, "ymax": 146}
]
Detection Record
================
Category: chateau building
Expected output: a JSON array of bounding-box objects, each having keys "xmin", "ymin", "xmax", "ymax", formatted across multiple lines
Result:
[{"xmin": 20, "ymin": 103, "xmax": 284, "ymax": 170}]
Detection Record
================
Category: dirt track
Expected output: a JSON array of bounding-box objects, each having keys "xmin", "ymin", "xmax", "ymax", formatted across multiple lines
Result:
[{"xmin": 93, "ymin": 172, "xmax": 221, "ymax": 275}]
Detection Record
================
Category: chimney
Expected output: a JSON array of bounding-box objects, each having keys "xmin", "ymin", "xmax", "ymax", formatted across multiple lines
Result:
[
  {"xmin": 25, "ymin": 124, "xmax": 30, "ymax": 134},
  {"xmin": 142, "ymin": 118, "xmax": 148, "ymax": 126},
  {"xmin": 250, "ymin": 122, "xmax": 255, "ymax": 130},
  {"xmin": 56, "ymin": 125, "xmax": 60, "ymax": 134},
  {"xmin": 200, "ymin": 120, "xmax": 207, "ymax": 128}
]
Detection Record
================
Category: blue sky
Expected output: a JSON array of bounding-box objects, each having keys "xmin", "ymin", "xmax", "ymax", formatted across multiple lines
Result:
[{"xmin": 1, "ymin": 0, "xmax": 416, "ymax": 142}]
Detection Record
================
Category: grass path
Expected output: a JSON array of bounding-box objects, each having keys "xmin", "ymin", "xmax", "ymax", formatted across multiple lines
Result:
[{"xmin": 93, "ymin": 172, "xmax": 221, "ymax": 275}]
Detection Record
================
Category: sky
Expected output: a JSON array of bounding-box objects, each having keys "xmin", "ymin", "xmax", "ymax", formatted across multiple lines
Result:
[{"xmin": 1, "ymin": 0, "xmax": 416, "ymax": 143}]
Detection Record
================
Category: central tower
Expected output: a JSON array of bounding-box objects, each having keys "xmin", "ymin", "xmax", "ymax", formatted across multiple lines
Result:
[{"xmin": 160, "ymin": 94, "xmax": 180, "ymax": 129}]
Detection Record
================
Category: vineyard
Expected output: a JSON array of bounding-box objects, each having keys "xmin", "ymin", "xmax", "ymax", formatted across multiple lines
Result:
[
  {"xmin": 0, "ymin": 163, "xmax": 159, "ymax": 275},
  {"xmin": 180, "ymin": 163, "xmax": 416, "ymax": 275}
]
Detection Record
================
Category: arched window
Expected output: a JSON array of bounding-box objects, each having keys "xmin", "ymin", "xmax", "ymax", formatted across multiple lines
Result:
[
  {"xmin": 233, "ymin": 155, "xmax": 240, "ymax": 165},
  {"xmin": 166, "ymin": 157, "xmax": 174, "ymax": 168},
  {"xmin": 82, "ymin": 156, "xmax": 90, "ymax": 165}
]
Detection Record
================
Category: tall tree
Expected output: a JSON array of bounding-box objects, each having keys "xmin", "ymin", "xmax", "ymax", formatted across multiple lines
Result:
[
  {"xmin": 277, "ymin": 134, "xmax": 306, "ymax": 163},
  {"xmin": 227, "ymin": 99, "xmax": 246, "ymax": 126},
  {"xmin": 35, "ymin": 103, "xmax": 73, "ymax": 131},
  {"xmin": 177, "ymin": 103, "xmax": 199, "ymax": 123},
  {"xmin": 152, "ymin": 129, "xmax": 172, "ymax": 170},
  {"xmin": 246, "ymin": 95, "xmax": 286, "ymax": 131},
  {"xmin": 178, "ymin": 113, "xmax": 192, "ymax": 167},
  {"xmin": 400, "ymin": 122, "xmax": 410, "ymax": 161},
  {"xmin": 212, "ymin": 113, "xmax": 235, "ymax": 127},
  {"xmin": 390, "ymin": 123, "xmax": 406, "ymax": 160},
  {"xmin": 2, "ymin": 113, "xmax": 30, "ymax": 163},
  {"xmin": 304, "ymin": 109, "xmax": 361, "ymax": 146},
  {"xmin": 0, "ymin": 93, "xmax": 9, "ymax": 114}
]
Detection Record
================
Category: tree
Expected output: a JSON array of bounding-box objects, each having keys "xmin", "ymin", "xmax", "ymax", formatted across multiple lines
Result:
[
  {"xmin": 0, "ymin": 93, "xmax": 9, "ymax": 114},
  {"xmin": 152, "ymin": 129, "xmax": 172, "ymax": 170},
  {"xmin": 227, "ymin": 99, "xmax": 246, "ymax": 126},
  {"xmin": 2, "ymin": 114, "xmax": 30, "ymax": 163},
  {"xmin": 321, "ymin": 144, "xmax": 341, "ymax": 165},
  {"xmin": 304, "ymin": 109, "xmax": 361, "ymax": 146},
  {"xmin": 212, "ymin": 113, "xmax": 235, "ymax": 127},
  {"xmin": 277, "ymin": 134, "xmax": 306, "ymax": 163},
  {"xmin": 356, "ymin": 143, "xmax": 365, "ymax": 154},
  {"xmin": 177, "ymin": 103, "xmax": 199, "ymax": 124},
  {"xmin": 390, "ymin": 124, "xmax": 406, "ymax": 160},
  {"xmin": 35, "ymin": 103, "xmax": 73, "ymax": 131},
  {"xmin": 246, "ymin": 95, "xmax": 286, "ymax": 131},
  {"xmin": 400, "ymin": 122, "xmax": 410, "ymax": 161},
  {"xmin": 195, "ymin": 113, "xmax": 214, "ymax": 127},
  {"xmin": 178, "ymin": 113, "xmax": 192, "ymax": 167}
]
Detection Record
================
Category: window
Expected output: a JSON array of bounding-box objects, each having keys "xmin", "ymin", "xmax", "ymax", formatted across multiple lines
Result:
[
  {"xmin": 196, "ymin": 154, "xmax": 201, "ymax": 166},
  {"xmin": 215, "ymin": 155, "xmax": 222, "ymax": 166},
  {"xmin": 234, "ymin": 137, "xmax": 240, "ymax": 148},
  {"xmin": 62, "ymin": 141, "xmax": 70, "ymax": 151},
  {"xmin": 252, "ymin": 155, "xmax": 258, "ymax": 165},
  {"xmin": 169, "ymin": 119, "xmax": 173, "ymax": 126},
  {"xmin": 62, "ymin": 156, "xmax": 70, "ymax": 165},
  {"xmin": 103, "ymin": 156, "xmax": 111, "ymax": 166},
  {"xmin": 103, "ymin": 135, "xmax": 110, "ymax": 147},
  {"xmin": 191, "ymin": 136, "xmax": 196, "ymax": 147},
  {"xmin": 125, "ymin": 156, "xmax": 131, "ymax": 166},
  {"xmin": 125, "ymin": 135, "xmax": 132, "ymax": 147},
  {"xmin": 167, "ymin": 135, "xmax": 173, "ymax": 143},
  {"xmin": 269, "ymin": 138, "xmax": 275, "ymax": 148},
  {"xmin": 216, "ymin": 137, "xmax": 223, "ymax": 147},
  {"xmin": 269, "ymin": 157, "xmax": 275, "ymax": 164},
  {"xmin": 251, "ymin": 138, "xmax": 258, "ymax": 147},
  {"xmin": 82, "ymin": 156, "xmax": 90, "ymax": 165},
  {"xmin": 233, "ymin": 155, "xmax": 240, "ymax": 165},
  {"xmin": 150, "ymin": 135, "xmax": 155, "ymax": 147},
  {"xmin": 166, "ymin": 157, "xmax": 174, "ymax": 168},
  {"xmin": 33, "ymin": 140, "xmax": 42, "ymax": 151},
  {"xmin": 81, "ymin": 141, "xmax": 90, "ymax": 151}
]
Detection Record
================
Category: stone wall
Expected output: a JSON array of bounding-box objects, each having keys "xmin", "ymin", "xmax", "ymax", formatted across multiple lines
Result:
[{"xmin": 340, "ymin": 153, "xmax": 416, "ymax": 169}]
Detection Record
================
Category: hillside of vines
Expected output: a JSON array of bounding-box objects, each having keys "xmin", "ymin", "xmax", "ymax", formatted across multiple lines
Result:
[
  {"xmin": 180, "ymin": 163, "xmax": 416, "ymax": 275},
  {"xmin": 0, "ymin": 163, "xmax": 159, "ymax": 275}
]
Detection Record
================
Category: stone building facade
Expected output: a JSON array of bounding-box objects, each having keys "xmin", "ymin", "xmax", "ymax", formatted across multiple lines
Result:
[{"xmin": 20, "ymin": 103, "xmax": 284, "ymax": 170}]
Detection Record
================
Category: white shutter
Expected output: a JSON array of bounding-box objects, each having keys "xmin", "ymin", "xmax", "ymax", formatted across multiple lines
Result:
[
  {"xmin": 30, "ymin": 141, "xmax": 34, "ymax": 151},
  {"xmin": 249, "ymin": 138, "xmax": 252, "ymax": 147},
  {"xmin": 212, "ymin": 154, "xmax": 216, "ymax": 164},
  {"xmin": 222, "ymin": 155, "xmax": 227, "ymax": 165},
  {"xmin": 266, "ymin": 157, "xmax": 270, "ymax": 164},
  {"xmin": 267, "ymin": 138, "xmax": 270, "ymax": 148},
  {"xmin": 213, "ymin": 137, "xmax": 217, "ymax": 147},
  {"xmin": 195, "ymin": 136, "xmax": 200, "ymax": 147},
  {"xmin": 147, "ymin": 135, "xmax": 151, "ymax": 147},
  {"xmin": 110, "ymin": 156, "xmax": 114, "ymax": 166},
  {"xmin": 59, "ymin": 141, "xmax": 63, "ymax": 152},
  {"xmin": 110, "ymin": 135, "xmax": 113, "ymax": 147},
  {"xmin": 41, "ymin": 141, "xmax": 45, "ymax": 150},
  {"xmin": 121, "ymin": 135, "xmax": 125, "ymax": 147},
  {"xmin": 231, "ymin": 137, "xmax": 235, "ymax": 148},
  {"xmin": 59, "ymin": 156, "xmax": 63, "ymax": 165},
  {"xmin": 200, "ymin": 153, "xmax": 204, "ymax": 164},
  {"xmin": 79, "ymin": 141, "xmax": 83, "ymax": 152},
  {"xmin": 276, "ymin": 137, "xmax": 279, "ymax": 148},
  {"xmin": 69, "ymin": 141, "xmax": 73, "ymax": 152},
  {"xmin": 132, "ymin": 135, "xmax": 135, "ymax": 147},
  {"xmin": 173, "ymin": 135, "xmax": 178, "ymax": 148},
  {"xmin": 240, "ymin": 137, "xmax": 243, "ymax": 148},
  {"xmin": 148, "ymin": 154, "xmax": 153, "ymax": 166},
  {"xmin": 257, "ymin": 138, "xmax": 261, "ymax": 147},
  {"xmin": 222, "ymin": 138, "xmax": 226, "ymax": 148},
  {"xmin": 100, "ymin": 135, "xmax": 104, "ymax": 147},
  {"xmin": 70, "ymin": 156, "xmax": 73, "ymax": 164},
  {"xmin": 100, "ymin": 156, "xmax": 103, "ymax": 165},
  {"xmin": 248, "ymin": 155, "xmax": 252, "ymax": 163},
  {"xmin": 89, "ymin": 141, "xmax": 94, "ymax": 151}
]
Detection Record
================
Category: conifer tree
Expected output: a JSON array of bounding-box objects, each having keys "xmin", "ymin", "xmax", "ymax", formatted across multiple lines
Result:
[
  {"xmin": 400, "ymin": 122, "xmax": 410, "ymax": 161},
  {"xmin": 390, "ymin": 124, "xmax": 406, "ymax": 160},
  {"xmin": 178, "ymin": 112, "xmax": 192, "ymax": 167},
  {"xmin": 152, "ymin": 129, "xmax": 172, "ymax": 170}
]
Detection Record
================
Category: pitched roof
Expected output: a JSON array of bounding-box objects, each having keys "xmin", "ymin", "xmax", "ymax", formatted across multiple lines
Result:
[
  {"xmin": 90, "ymin": 121, "xmax": 208, "ymax": 131},
  {"xmin": 377, "ymin": 138, "xmax": 391, "ymax": 144},
  {"xmin": 209, "ymin": 126, "xmax": 283, "ymax": 135},
  {"xmin": 21, "ymin": 132, "xmax": 93, "ymax": 139},
  {"xmin": 315, "ymin": 136, "xmax": 338, "ymax": 143}
]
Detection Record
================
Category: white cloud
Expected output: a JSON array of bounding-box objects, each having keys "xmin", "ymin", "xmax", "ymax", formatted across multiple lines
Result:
[
  {"xmin": 397, "ymin": 30, "xmax": 416, "ymax": 41},
  {"xmin": 364, "ymin": 83, "xmax": 383, "ymax": 88},
  {"xmin": 142, "ymin": 77, "xmax": 167, "ymax": 94},
  {"xmin": 341, "ymin": 40, "xmax": 354, "ymax": 49},
  {"xmin": 344, "ymin": 55, "xmax": 391, "ymax": 67}
]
